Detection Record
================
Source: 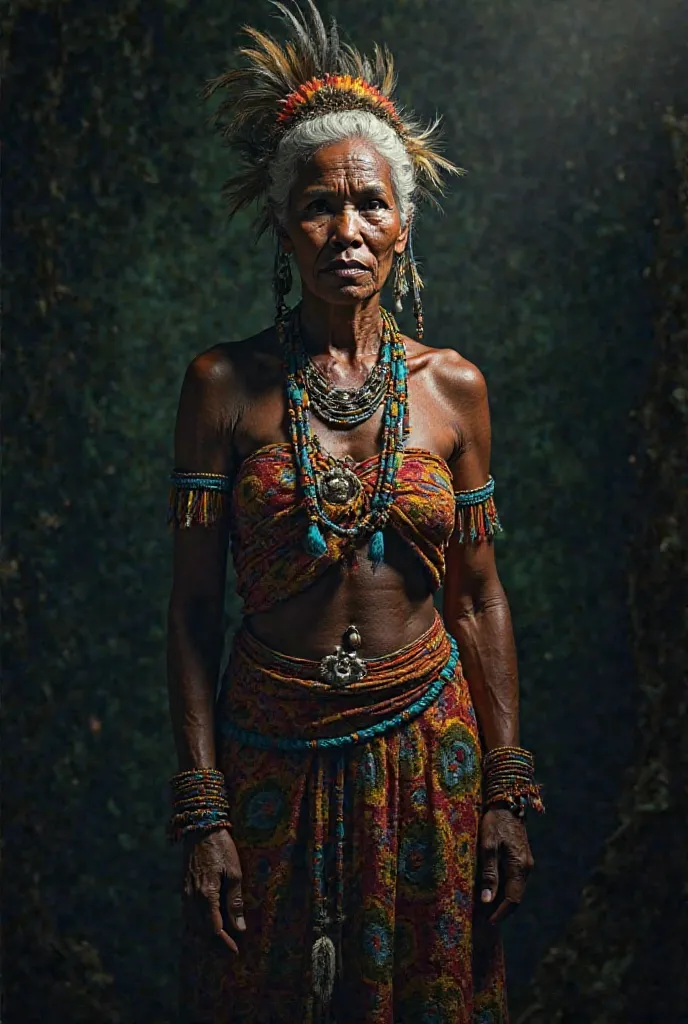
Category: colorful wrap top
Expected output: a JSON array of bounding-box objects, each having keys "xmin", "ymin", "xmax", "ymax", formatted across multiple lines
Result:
[{"xmin": 169, "ymin": 440, "xmax": 502, "ymax": 615}]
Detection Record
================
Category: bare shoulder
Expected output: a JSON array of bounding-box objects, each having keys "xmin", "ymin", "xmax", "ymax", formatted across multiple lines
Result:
[
  {"xmin": 404, "ymin": 335, "xmax": 487, "ymax": 411},
  {"xmin": 181, "ymin": 326, "xmax": 280, "ymax": 420},
  {"xmin": 185, "ymin": 326, "xmax": 279, "ymax": 391}
]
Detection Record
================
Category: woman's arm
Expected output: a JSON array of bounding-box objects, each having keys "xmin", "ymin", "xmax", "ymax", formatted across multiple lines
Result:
[
  {"xmin": 439, "ymin": 354, "xmax": 534, "ymax": 922},
  {"xmin": 444, "ymin": 540, "xmax": 519, "ymax": 751},
  {"xmin": 167, "ymin": 351, "xmax": 246, "ymax": 954},
  {"xmin": 167, "ymin": 350, "xmax": 235, "ymax": 770},
  {"xmin": 441, "ymin": 358, "xmax": 518, "ymax": 750}
]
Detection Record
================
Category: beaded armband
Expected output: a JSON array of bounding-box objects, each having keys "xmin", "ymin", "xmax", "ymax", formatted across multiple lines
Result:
[
  {"xmin": 167, "ymin": 768, "xmax": 232, "ymax": 842},
  {"xmin": 453, "ymin": 476, "xmax": 502, "ymax": 543},
  {"xmin": 167, "ymin": 470, "xmax": 233, "ymax": 529},
  {"xmin": 482, "ymin": 746, "xmax": 545, "ymax": 818}
]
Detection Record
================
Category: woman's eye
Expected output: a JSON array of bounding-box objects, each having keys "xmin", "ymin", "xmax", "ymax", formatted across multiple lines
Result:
[{"xmin": 306, "ymin": 199, "xmax": 330, "ymax": 214}]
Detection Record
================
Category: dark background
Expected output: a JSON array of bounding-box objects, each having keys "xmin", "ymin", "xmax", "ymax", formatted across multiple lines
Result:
[{"xmin": 3, "ymin": 0, "xmax": 687, "ymax": 1021}]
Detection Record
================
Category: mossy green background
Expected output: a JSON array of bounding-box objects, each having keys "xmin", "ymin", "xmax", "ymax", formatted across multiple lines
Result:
[{"xmin": 4, "ymin": 1, "xmax": 687, "ymax": 1021}]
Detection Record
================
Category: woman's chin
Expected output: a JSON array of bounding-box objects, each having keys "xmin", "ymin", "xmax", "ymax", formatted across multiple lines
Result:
[{"xmin": 317, "ymin": 277, "xmax": 379, "ymax": 304}]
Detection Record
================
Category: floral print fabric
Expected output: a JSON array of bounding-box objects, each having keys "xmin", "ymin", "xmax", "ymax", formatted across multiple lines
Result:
[{"xmin": 181, "ymin": 616, "xmax": 508, "ymax": 1023}]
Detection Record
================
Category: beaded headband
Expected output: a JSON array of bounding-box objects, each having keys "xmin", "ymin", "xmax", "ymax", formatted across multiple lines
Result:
[
  {"xmin": 204, "ymin": 0, "xmax": 462, "ymax": 233},
  {"xmin": 277, "ymin": 73, "xmax": 405, "ymax": 136}
]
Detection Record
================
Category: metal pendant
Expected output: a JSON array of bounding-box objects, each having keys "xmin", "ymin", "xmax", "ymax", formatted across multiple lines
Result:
[
  {"xmin": 319, "ymin": 624, "xmax": 367, "ymax": 687},
  {"xmin": 319, "ymin": 646, "xmax": 367, "ymax": 687},
  {"xmin": 318, "ymin": 464, "xmax": 361, "ymax": 506}
]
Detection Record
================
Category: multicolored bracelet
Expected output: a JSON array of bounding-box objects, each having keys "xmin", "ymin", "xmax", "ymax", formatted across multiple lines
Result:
[
  {"xmin": 482, "ymin": 745, "xmax": 545, "ymax": 818},
  {"xmin": 167, "ymin": 767, "xmax": 232, "ymax": 842}
]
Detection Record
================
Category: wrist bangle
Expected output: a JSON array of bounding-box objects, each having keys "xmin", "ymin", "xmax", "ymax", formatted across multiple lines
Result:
[
  {"xmin": 482, "ymin": 745, "xmax": 545, "ymax": 817},
  {"xmin": 167, "ymin": 767, "xmax": 232, "ymax": 842}
]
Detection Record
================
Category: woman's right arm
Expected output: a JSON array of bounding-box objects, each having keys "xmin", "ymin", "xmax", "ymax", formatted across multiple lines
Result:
[
  {"xmin": 167, "ymin": 350, "xmax": 246, "ymax": 953},
  {"xmin": 168, "ymin": 351, "xmax": 233, "ymax": 771}
]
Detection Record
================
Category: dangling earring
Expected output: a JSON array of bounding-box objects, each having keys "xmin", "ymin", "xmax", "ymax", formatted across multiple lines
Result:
[
  {"xmin": 273, "ymin": 241, "xmax": 292, "ymax": 318},
  {"xmin": 407, "ymin": 225, "xmax": 424, "ymax": 341},
  {"xmin": 393, "ymin": 250, "xmax": 410, "ymax": 314},
  {"xmin": 392, "ymin": 226, "xmax": 424, "ymax": 340}
]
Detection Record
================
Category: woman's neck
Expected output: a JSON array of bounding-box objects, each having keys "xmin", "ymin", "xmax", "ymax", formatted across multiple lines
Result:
[{"xmin": 298, "ymin": 292, "xmax": 382, "ymax": 362}]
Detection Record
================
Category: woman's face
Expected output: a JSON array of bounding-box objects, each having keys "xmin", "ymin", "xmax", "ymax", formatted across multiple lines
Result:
[{"xmin": 281, "ymin": 138, "xmax": 409, "ymax": 307}]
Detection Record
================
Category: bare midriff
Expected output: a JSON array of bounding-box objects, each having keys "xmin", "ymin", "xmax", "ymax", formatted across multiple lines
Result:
[{"xmin": 245, "ymin": 528, "xmax": 438, "ymax": 661}]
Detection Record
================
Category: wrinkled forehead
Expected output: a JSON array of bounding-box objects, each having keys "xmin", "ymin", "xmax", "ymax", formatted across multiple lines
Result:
[{"xmin": 291, "ymin": 138, "xmax": 394, "ymax": 196}]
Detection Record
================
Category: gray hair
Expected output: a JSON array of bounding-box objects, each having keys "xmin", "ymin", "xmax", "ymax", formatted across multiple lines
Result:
[{"xmin": 268, "ymin": 110, "xmax": 416, "ymax": 228}]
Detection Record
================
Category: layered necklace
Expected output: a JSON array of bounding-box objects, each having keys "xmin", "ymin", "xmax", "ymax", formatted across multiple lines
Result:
[
  {"xmin": 277, "ymin": 306, "xmax": 408, "ymax": 567},
  {"xmin": 303, "ymin": 328, "xmax": 391, "ymax": 427}
]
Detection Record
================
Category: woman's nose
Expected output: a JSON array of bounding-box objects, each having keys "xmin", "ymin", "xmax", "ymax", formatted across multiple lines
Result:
[{"xmin": 330, "ymin": 208, "xmax": 362, "ymax": 248}]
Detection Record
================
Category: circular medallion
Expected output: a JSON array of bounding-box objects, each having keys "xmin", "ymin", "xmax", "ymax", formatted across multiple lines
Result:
[
  {"xmin": 318, "ymin": 464, "xmax": 362, "ymax": 505},
  {"xmin": 319, "ymin": 647, "xmax": 368, "ymax": 687}
]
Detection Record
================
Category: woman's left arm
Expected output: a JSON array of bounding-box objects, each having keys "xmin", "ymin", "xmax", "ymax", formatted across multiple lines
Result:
[{"xmin": 441, "ymin": 355, "xmax": 535, "ymax": 924}]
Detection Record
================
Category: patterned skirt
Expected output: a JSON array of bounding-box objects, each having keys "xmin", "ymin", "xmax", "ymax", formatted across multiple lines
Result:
[{"xmin": 180, "ymin": 613, "xmax": 508, "ymax": 1024}]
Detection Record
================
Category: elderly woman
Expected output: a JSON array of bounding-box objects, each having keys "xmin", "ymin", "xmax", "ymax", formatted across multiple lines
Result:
[{"xmin": 167, "ymin": 4, "xmax": 542, "ymax": 1022}]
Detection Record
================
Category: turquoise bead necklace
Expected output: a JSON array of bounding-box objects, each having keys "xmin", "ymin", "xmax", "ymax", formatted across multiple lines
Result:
[{"xmin": 276, "ymin": 306, "xmax": 409, "ymax": 567}]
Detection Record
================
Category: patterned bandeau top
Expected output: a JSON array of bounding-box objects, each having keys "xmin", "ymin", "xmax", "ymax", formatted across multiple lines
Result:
[
  {"xmin": 169, "ymin": 441, "xmax": 501, "ymax": 616},
  {"xmin": 222, "ymin": 441, "xmax": 488, "ymax": 615}
]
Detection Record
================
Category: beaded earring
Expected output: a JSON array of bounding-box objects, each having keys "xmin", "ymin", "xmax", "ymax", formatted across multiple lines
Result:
[
  {"xmin": 393, "ymin": 250, "xmax": 410, "ymax": 315},
  {"xmin": 407, "ymin": 225, "xmax": 424, "ymax": 341},
  {"xmin": 392, "ymin": 225, "xmax": 424, "ymax": 341},
  {"xmin": 273, "ymin": 242, "xmax": 293, "ymax": 317}
]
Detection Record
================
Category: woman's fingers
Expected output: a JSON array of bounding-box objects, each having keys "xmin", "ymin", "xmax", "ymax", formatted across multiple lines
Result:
[
  {"xmin": 199, "ymin": 886, "xmax": 240, "ymax": 954},
  {"xmin": 224, "ymin": 875, "xmax": 247, "ymax": 934},
  {"xmin": 479, "ymin": 838, "xmax": 499, "ymax": 905},
  {"xmin": 183, "ymin": 874, "xmax": 240, "ymax": 954},
  {"xmin": 479, "ymin": 807, "xmax": 535, "ymax": 925},
  {"xmin": 182, "ymin": 830, "xmax": 246, "ymax": 953},
  {"xmin": 488, "ymin": 894, "xmax": 519, "ymax": 926},
  {"xmin": 488, "ymin": 870, "xmax": 526, "ymax": 926},
  {"xmin": 488, "ymin": 836, "xmax": 534, "ymax": 926}
]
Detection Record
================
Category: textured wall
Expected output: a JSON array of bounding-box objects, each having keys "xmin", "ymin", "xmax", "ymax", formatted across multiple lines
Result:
[{"xmin": 520, "ymin": 111, "xmax": 688, "ymax": 1024}]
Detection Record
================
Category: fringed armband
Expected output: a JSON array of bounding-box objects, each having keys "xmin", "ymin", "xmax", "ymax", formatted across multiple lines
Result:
[
  {"xmin": 453, "ymin": 476, "xmax": 502, "ymax": 543},
  {"xmin": 167, "ymin": 470, "xmax": 233, "ymax": 529}
]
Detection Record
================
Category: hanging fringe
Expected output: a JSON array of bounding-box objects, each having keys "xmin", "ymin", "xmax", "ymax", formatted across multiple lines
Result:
[
  {"xmin": 333, "ymin": 756, "xmax": 346, "ymax": 983},
  {"xmin": 305, "ymin": 520, "xmax": 328, "ymax": 557},
  {"xmin": 310, "ymin": 755, "xmax": 335, "ymax": 1020},
  {"xmin": 167, "ymin": 471, "xmax": 232, "ymax": 528},
  {"xmin": 453, "ymin": 477, "xmax": 503, "ymax": 543},
  {"xmin": 367, "ymin": 528, "xmax": 385, "ymax": 567},
  {"xmin": 484, "ymin": 782, "xmax": 546, "ymax": 817},
  {"xmin": 392, "ymin": 251, "xmax": 410, "ymax": 313},
  {"xmin": 312, "ymin": 935, "xmax": 337, "ymax": 1010}
]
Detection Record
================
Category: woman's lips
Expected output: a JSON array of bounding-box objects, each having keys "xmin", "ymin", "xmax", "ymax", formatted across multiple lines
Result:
[{"xmin": 324, "ymin": 264, "xmax": 370, "ymax": 277}]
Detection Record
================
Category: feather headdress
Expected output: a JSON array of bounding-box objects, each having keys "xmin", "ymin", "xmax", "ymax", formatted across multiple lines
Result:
[{"xmin": 204, "ymin": 0, "xmax": 462, "ymax": 232}]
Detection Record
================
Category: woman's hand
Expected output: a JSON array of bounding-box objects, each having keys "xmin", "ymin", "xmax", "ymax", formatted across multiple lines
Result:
[
  {"xmin": 183, "ymin": 828, "xmax": 246, "ymax": 954},
  {"xmin": 478, "ymin": 807, "xmax": 534, "ymax": 926}
]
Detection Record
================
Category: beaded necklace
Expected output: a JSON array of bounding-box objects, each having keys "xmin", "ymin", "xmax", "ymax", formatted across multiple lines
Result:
[
  {"xmin": 303, "ymin": 335, "xmax": 390, "ymax": 427},
  {"xmin": 277, "ymin": 306, "xmax": 408, "ymax": 567}
]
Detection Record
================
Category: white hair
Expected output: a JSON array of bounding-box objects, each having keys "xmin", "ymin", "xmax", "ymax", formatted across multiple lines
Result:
[{"xmin": 268, "ymin": 110, "xmax": 416, "ymax": 228}]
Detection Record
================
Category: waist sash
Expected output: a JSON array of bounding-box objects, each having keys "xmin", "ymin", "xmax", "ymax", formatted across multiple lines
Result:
[{"xmin": 218, "ymin": 611, "xmax": 460, "ymax": 750}]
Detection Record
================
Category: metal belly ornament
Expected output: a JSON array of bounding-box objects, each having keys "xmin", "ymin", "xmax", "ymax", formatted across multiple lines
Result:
[{"xmin": 319, "ymin": 625, "xmax": 367, "ymax": 687}]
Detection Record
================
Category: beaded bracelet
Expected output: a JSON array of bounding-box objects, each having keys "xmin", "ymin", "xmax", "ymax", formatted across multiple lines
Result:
[
  {"xmin": 482, "ymin": 745, "xmax": 545, "ymax": 818},
  {"xmin": 167, "ymin": 767, "xmax": 232, "ymax": 842}
]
